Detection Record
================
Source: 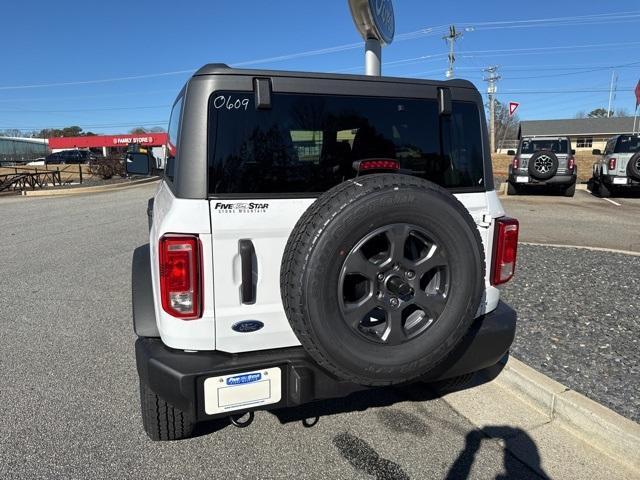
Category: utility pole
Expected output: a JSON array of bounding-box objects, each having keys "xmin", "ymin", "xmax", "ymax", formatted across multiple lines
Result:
[
  {"xmin": 484, "ymin": 66, "xmax": 501, "ymax": 153},
  {"xmin": 607, "ymin": 71, "xmax": 618, "ymax": 118},
  {"xmin": 443, "ymin": 25, "xmax": 464, "ymax": 78}
]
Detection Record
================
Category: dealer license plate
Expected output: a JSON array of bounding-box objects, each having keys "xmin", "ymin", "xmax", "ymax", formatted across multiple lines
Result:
[{"xmin": 203, "ymin": 367, "xmax": 282, "ymax": 415}]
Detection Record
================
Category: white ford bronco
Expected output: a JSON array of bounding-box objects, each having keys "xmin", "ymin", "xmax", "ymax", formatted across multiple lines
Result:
[
  {"xmin": 589, "ymin": 134, "xmax": 640, "ymax": 197},
  {"xmin": 131, "ymin": 64, "xmax": 520, "ymax": 441}
]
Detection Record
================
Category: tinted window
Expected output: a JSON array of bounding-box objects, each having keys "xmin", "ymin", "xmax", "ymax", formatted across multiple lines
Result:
[
  {"xmin": 166, "ymin": 96, "xmax": 183, "ymax": 183},
  {"xmin": 521, "ymin": 139, "xmax": 569, "ymax": 154},
  {"xmin": 614, "ymin": 136, "xmax": 640, "ymax": 153},
  {"xmin": 208, "ymin": 92, "xmax": 485, "ymax": 195}
]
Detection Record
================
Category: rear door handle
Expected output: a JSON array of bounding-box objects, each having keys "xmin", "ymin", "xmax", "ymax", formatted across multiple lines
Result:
[{"xmin": 239, "ymin": 240, "xmax": 256, "ymax": 304}]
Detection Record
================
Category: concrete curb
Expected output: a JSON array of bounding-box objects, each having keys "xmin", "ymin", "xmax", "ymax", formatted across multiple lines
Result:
[
  {"xmin": 22, "ymin": 176, "xmax": 159, "ymax": 197},
  {"xmin": 491, "ymin": 356, "xmax": 640, "ymax": 470},
  {"xmin": 520, "ymin": 241, "xmax": 640, "ymax": 257}
]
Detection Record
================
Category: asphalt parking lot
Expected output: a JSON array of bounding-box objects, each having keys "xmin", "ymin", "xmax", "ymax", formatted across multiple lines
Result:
[
  {"xmin": 502, "ymin": 188, "xmax": 640, "ymax": 253},
  {"xmin": 0, "ymin": 185, "xmax": 545, "ymax": 480},
  {"xmin": 0, "ymin": 184, "xmax": 637, "ymax": 479}
]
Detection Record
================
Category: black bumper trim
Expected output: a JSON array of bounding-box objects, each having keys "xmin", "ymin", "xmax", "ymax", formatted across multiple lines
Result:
[
  {"xmin": 508, "ymin": 173, "xmax": 576, "ymax": 186},
  {"xmin": 135, "ymin": 301, "xmax": 516, "ymax": 421}
]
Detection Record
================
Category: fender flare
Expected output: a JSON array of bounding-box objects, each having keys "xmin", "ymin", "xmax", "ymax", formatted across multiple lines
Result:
[{"xmin": 132, "ymin": 244, "xmax": 160, "ymax": 338}]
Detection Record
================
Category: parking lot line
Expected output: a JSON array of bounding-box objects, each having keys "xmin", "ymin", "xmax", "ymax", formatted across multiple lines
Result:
[{"xmin": 603, "ymin": 197, "xmax": 622, "ymax": 207}]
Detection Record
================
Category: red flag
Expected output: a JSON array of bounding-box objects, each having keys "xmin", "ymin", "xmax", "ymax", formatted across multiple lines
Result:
[{"xmin": 635, "ymin": 80, "xmax": 640, "ymax": 108}]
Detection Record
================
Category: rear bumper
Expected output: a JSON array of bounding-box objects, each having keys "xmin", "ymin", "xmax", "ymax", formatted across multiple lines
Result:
[
  {"xmin": 135, "ymin": 301, "xmax": 516, "ymax": 421},
  {"xmin": 600, "ymin": 175, "xmax": 640, "ymax": 187},
  {"xmin": 509, "ymin": 171, "xmax": 576, "ymax": 186}
]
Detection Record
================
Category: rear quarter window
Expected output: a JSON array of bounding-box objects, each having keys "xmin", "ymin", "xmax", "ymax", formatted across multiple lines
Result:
[
  {"xmin": 614, "ymin": 136, "xmax": 640, "ymax": 153},
  {"xmin": 165, "ymin": 96, "xmax": 183, "ymax": 183}
]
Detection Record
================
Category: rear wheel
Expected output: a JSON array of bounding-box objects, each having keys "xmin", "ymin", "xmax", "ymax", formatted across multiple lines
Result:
[
  {"xmin": 139, "ymin": 381, "xmax": 194, "ymax": 441},
  {"xmin": 598, "ymin": 179, "xmax": 612, "ymax": 198},
  {"xmin": 562, "ymin": 182, "xmax": 576, "ymax": 197},
  {"xmin": 627, "ymin": 152, "xmax": 640, "ymax": 181}
]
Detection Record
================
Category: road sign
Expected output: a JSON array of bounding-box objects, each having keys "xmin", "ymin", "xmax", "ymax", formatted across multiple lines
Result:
[{"xmin": 509, "ymin": 102, "xmax": 520, "ymax": 117}]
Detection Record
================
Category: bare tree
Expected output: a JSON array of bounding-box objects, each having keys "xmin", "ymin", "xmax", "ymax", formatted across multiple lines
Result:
[{"xmin": 490, "ymin": 101, "xmax": 520, "ymax": 150}]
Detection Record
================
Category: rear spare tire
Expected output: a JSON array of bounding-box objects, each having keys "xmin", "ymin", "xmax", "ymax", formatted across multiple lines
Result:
[
  {"xmin": 627, "ymin": 152, "xmax": 640, "ymax": 181},
  {"xmin": 280, "ymin": 174, "xmax": 485, "ymax": 386},
  {"xmin": 528, "ymin": 151, "xmax": 558, "ymax": 180}
]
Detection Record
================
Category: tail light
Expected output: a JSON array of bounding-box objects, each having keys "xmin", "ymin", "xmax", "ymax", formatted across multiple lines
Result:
[
  {"xmin": 567, "ymin": 156, "xmax": 575, "ymax": 170},
  {"xmin": 512, "ymin": 156, "xmax": 519, "ymax": 169},
  {"xmin": 159, "ymin": 235, "xmax": 202, "ymax": 319},
  {"xmin": 491, "ymin": 217, "xmax": 519, "ymax": 286},
  {"xmin": 608, "ymin": 158, "xmax": 617, "ymax": 170},
  {"xmin": 353, "ymin": 159, "xmax": 400, "ymax": 172}
]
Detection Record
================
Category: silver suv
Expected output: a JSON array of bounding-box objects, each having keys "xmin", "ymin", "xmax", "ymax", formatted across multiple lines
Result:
[
  {"xmin": 507, "ymin": 136, "xmax": 577, "ymax": 197},
  {"xmin": 589, "ymin": 135, "xmax": 640, "ymax": 197}
]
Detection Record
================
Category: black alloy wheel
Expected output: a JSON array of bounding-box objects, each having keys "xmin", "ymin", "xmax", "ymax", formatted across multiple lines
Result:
[{"xmin": 339, "ymin": 224, "xmax": 449, "ymax": 346}]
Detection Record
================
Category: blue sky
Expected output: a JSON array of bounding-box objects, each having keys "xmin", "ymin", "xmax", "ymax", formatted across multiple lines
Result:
[{"xmin": 1, "ymin": 0, "xmax": 639, "ymax": 134}]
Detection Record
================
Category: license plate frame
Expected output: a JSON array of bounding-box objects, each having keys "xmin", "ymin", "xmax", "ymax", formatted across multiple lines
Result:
[{"xmin": 203, "ymin": 367, "xmax": 282, "ymax": 416}]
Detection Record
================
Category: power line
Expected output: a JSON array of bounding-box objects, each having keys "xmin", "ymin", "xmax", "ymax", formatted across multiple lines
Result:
[
  {"xmin": 500, "ymin": 60, "xmax": 640, "ymax": 80},
  {"xmin": 0, "ymin": 121, "xmax": 167, "ymax": 130},
  {"xmin": 0, "ymin": 105, "xmax": 169, "ymax": 113},
  {"xmin": 480, "ymin": 87, "xmax": 635, "ymax": 95},
  {"xmin": 1, "ymin": 11, "xmax": 639, "ymax": 91}
]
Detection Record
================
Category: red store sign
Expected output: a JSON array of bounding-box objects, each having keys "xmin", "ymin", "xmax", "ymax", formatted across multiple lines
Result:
[{"xmin": 48, "ymin": 133, "xmax": 168, "ymax": 149}]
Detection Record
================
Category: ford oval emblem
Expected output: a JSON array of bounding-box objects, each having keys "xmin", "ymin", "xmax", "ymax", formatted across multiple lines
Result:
[
  {"xmin": 369, "ymin": 0, "xmax": 395, "ymax": 45},
  {"xmin": 232, "ymin": 320, "xmax": 264, "ymax": 333}
]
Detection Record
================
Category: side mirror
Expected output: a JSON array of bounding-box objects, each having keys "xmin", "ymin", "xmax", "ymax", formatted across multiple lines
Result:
[
  {"xmin": 571, "ymin": 149, "xmax": 576, "ymax": 155},
  {"xmin": 125, "ymin": 153, "xmax": 150, "ymax": 176},
  {"xmin": 592, "ymin": 149, "xmax": 602, "ymax": 155},
  {"xmin": 507, "ymin": 150, "xmax": 516, "ymax": 156}
]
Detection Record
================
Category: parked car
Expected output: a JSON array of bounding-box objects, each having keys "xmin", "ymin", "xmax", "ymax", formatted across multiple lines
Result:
[
  {"xmin": 507, "ymin": 136, "xmax": 577, "ymax": 196},
  {"xmin": 588, "ymin": 135, "xmax": 640, "ymax": 197},
  {"xmin": 45, "ymin": 149, "xmax": 98, "ymax": 165},
  {"xmin": 131, "ymin": 64, "xmax": 520, "ymax": 440}
]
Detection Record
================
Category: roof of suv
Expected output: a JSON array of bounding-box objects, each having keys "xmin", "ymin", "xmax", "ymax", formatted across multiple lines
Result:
[{"xmin": 193, "ymin": 63, "xmax": 477, "ymax": 90}]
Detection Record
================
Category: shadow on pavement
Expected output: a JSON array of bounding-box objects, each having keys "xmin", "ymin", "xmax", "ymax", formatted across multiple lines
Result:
[
  {"xmin": 265, "ymin": 361, "xmax": 548, "ymax": 480},
  {"xmin": 444, "ymin": 426, "xmax": 549, "ymax": 480}
]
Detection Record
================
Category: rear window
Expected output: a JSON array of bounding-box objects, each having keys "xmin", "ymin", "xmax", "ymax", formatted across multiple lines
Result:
[
  {"xmin": 520, "ymin": 139, "xmax": 569, "ymax": 154},
  {"xmin": 614, "ymin": 136, "xmax": 640, "ymax": 153},
  {"xmin": 207, "ymin": 92, "xmax": 485, "ymax": 195}
]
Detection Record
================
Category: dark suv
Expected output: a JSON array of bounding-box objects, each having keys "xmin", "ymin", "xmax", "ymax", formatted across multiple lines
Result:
[
  {"xmin": 45, "ymin": 149, "xmax": 98, "ymax": 165},
  {"xmin": 507, "ymin": 136, "xmax": 577, "ymax": 196}
]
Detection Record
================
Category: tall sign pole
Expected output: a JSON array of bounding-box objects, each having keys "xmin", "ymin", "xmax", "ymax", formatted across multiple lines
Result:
[
  {"xmin": 634, "ymin": 80, "xmax": 640, "ymax": 134},
  {"xmin": 348, "ymin": 0, "xmax": 395, "ymax": 76}
]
